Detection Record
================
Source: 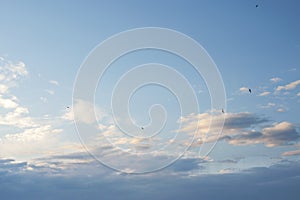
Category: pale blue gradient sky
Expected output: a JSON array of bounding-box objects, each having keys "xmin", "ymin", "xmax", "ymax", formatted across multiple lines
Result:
[{"xmin": 0, "ymin": 0, "xmax": 300, "ymax": 199}]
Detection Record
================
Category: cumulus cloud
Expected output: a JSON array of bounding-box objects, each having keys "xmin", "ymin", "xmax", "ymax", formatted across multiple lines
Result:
[
  {"xmin": 0, "ymin": 84, "xmax": 9, "ymax": 94},
  {"xmin": 179, "ymin": 112, "xmax": 299, "ymax": 148},
  {"xmin": 0, "ymin": 59, "xmax": 28, "ymax": 85},
  {"xmin": 275, "ymin": 80, "xmax": 300, "ymax": 92},
  {"xmin": 228, "ymin": 122, "xmax": 299, "ymax": 147},
  {"xmin": 0, "ymin": 96, "xmax": 18, "ymax": 108},
  {"xmin": 0, "ymin": 58, "xmax": 64, "ymax": 159}
]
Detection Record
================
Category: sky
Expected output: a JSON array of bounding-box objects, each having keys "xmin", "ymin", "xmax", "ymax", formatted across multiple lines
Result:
[{"xmin": 0, "ymin": 0, "xmax": 300, "ymax": 199}]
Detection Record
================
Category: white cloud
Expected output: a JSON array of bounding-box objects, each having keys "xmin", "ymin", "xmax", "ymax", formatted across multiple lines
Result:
[
  {"xmin": 0, "ymin": 60, "xmax": 28, "ymax": 84},
  {"xmin": 277, "ymin": 108, "xmax": 285, "ymax": 112},
  {"xmin": 260, "ymin": 102, "xmax": 276, "ymax": 109},
  {"xmin": 258, "ymin": 91, "xmax": 270, "ymax": 96},
  {"xmin": 4, "ymin": 125, "xmax": 61, "ymax": 142},
  {"xmin": 0, "ymin": 84, "xmax": 9, "ymax": 94},
  {"xmin": 62, "ymin": 99, "xmax": 106, "ymax": 124},
  {"xmin": 49, "ymin": 80, "xmax": 59, "ymax": 86},
  {"xmin": 297, "ymin": 92, "xmax": 300, "ymax": 96},
  {"xmin": 239, "ymin": 87, "xmax": 250, "ymax": 93},
  {"xmin": 0, "ymin": 96, "xmax": 18, "ymax": 108},
  {"xmin": 270, "ymin": 77, "xmax": 282, "ymax": 83},
  {"xmin": 45, "ymin": 89, "xmax": 55, "ymax": 95},
  {"xmin": 40, "ymin": 96, "xmax": 48, "ymax": 103},
  {"xmin": 0, "ymin": 57, "xmax": 65, "ymax": 159},
  {"xmin": 275, "ymin": 80, "xmax": 300, "ymax": 92},
  {"xmin": 0, "ymin": 74, "xmax": 5, "ymax": 81}
]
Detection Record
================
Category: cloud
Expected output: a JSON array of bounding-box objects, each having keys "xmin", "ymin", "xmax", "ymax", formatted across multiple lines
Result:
[
  {"xmin": 260, "ymin": 102, "xmax": 276, "ymax": 109},
  {"xmin": 0, "ymin": 95, "xmax": 18, "ymax": 108},
  {"xmin": 275, "ymin": 80, "xmax": 300, "ymax": 92},
  {"xmin": 282, "ymin": 149, "xmax": 300, "ymax": 156},
  {"xmin": 277, "ymin": 108, "xmax": 285, "ymax": 112},
  {"xmin": 258, "ymin": 91, "xmax": 270, "ymax": 96},
  {"xmin": 228, "ymin": 122, "xmax": 300, "ymax": 147},
  {"xmin": 0, "ymin": 156, "xmax": 300, "ymax": 200},
  {"xmin": 40, "ymin": 96, "xmax": 48, "ymax": 103},
  {"xmin": 167, "ymin": 158, "xmax": 204, "ymax": 172},
  {"xmin": 270, "ymin": 77, "xmax": 282, "ymax": 83},
  {"xmin": 45, "ymin": 89, "xmax": 55, "ymax": 95},
  {"xmin": 179, "ymin": 112, "xmax": 299, "ymax": 148},
  {"xmin": 0, "ymin": 125, "xmax": 63, "ymax": 158},
  {"xmin": 239, "ymin": 87, "xmax": 250, "ymax": 93},
  {"xmin": 297, "ymin": 92, "xmax": 300, "ymax": 97},
  {"xmin": 49, "ymin": 80, "xmax": 59, "ymax": 86},
  {"xmin": 0, "ymin": 84, "xmax": 9, "ymax": 94},
  {"xmin": 0, "ymin": 59, "xmax": 28, "ymax": 85},
  {"xmin": 288, "ymin": 68, "xmax": 297, "ymax": 72},
  {"xmin": 0, "ymin": 57, "xmax": 65, "ymax": 159},
  {"xmin": 62, "ymin": 99, "xmax": 107, "ymax": 124}
]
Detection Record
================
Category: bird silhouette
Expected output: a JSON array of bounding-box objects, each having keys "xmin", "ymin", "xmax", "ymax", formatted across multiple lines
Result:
[
  {"xmin": 222, "ymin": 109, "xmax": 225, "ymax": 113},
  {"xmin": 249, "ymin": 88, "xmax": 252, "ymax": 93},
  {"xmin": 256, "ymin": 4, "xmax": 259, "ymax": 8}
]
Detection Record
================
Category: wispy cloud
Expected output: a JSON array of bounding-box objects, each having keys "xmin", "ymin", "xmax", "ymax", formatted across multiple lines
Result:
[
  {"xmin": 270, "ymin": 77, "xmax": 282, "ymax": 83},
  {"xmin": 282, "ymin": 149, "xmax": 300, "ymax": 156},
  {"xmin": 45, "ymin": 89, "xmax": 55, "ymax": 95},
  {"xmin": 49, "ymin": 80, "xmax": 59, "ymax": 86},
  {"xmin": 260, "ymin": 102, "xmax": 276, "ymax": 109},
  {"xmin": 239, "ymin": 87, "xmax": 250, "ymax": 94},
  {"xmin": 275, "ymin": 80, "xmax": 300, "ymax": 92},
  {"xmin": 277, "ymin": 108, "xmax": 285, "ymax": 112},
  {"xmin": 40, "ymin": 96, "xmax": 48, "ymax": 103},
  {"xmin": 258, "ymin": 91, "xmax": 270, "ymax": 96}
]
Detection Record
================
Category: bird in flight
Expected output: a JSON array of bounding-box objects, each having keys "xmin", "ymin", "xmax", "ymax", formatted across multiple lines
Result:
[
  {"xmin": 249, "ymin": 88, "xmax": 252, "ymax": 93},
  {"xmin": 256, "ymin": 4, "xmax": 259, "ymax": 8},
  {"xmin": 141, "ymin": 127, "xmax": 144, "ymax": 130},
  {"xmin": 222, "ymin": 109, "xmax": 225, "ymax": 113}
]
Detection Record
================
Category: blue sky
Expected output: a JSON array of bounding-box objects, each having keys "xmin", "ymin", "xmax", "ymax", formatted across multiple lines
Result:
[{"xmin": 0, "ymin": 0, "xmax": 300, "ymax": 199}]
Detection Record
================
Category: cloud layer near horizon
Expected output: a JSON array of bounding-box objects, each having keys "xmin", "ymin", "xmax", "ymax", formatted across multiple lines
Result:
[{"xmin": 0, "ymin": 157, "xmax": 299, "ymax": 200}]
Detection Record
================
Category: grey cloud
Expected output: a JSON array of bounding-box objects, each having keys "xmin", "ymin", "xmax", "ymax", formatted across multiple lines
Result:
[
  {"xmin": 0, "ymin": 160, "xmax": 300, "ymax": 200},
  {"xmin": 224, "ymin": 112, "xmax": 268, "ymax": 129},
  {"xmin": 227, "ymin": 122, "xmax": 300, "ymax": 147}
]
